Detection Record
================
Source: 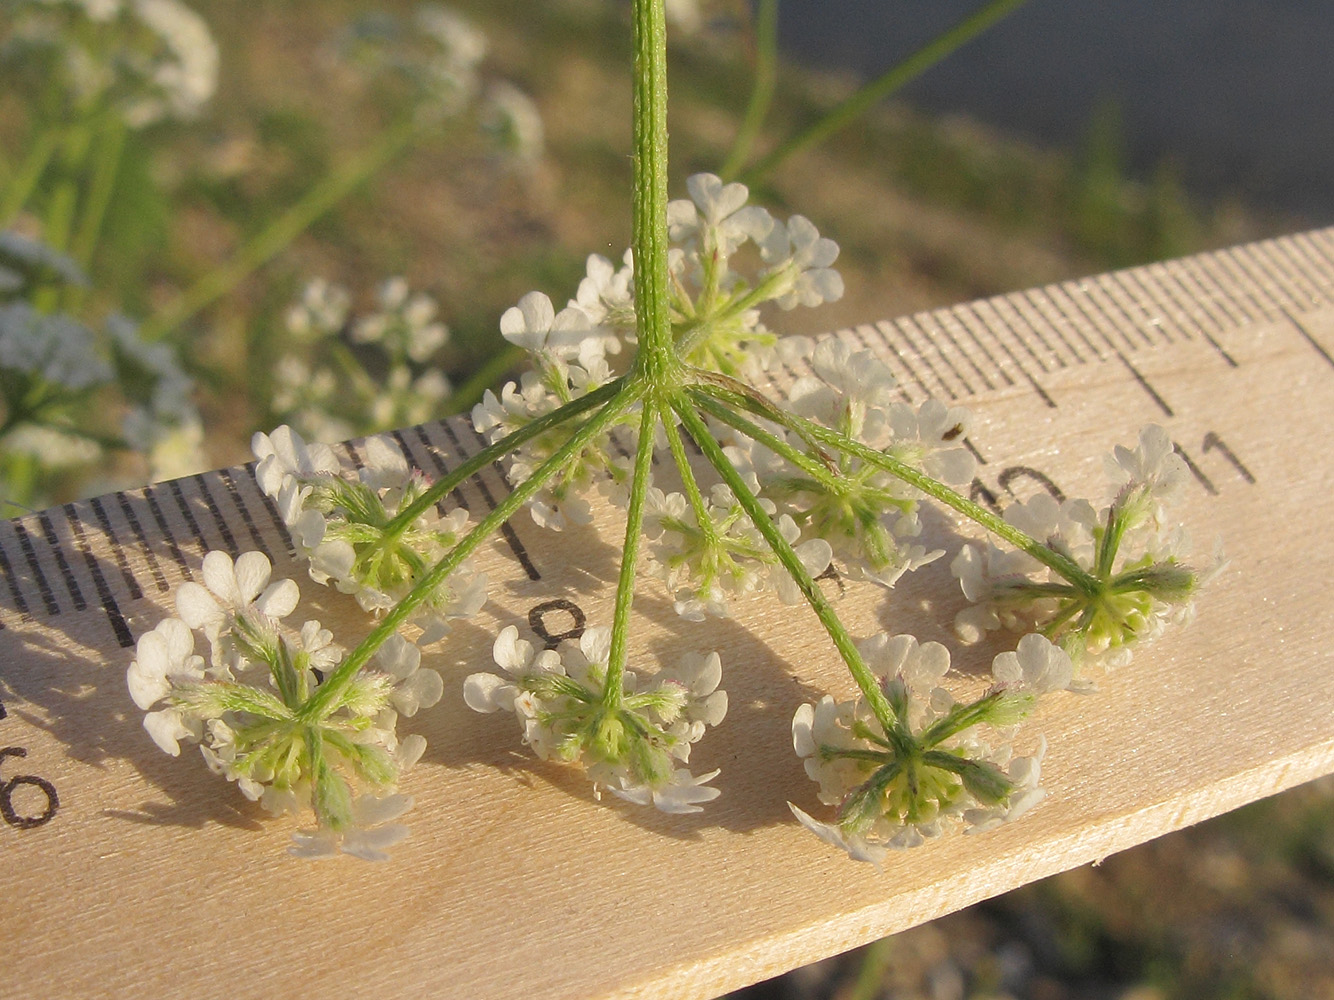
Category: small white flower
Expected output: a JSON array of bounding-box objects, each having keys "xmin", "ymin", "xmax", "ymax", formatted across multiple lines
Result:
[
  {"xmin": 464, "ymin": 625, "xmax": 562, "ymax": 716},
  {"xmin": 1105, "ymin": 424, "xmax": 1189, "ymax": 524},
  {"xmin": 500, "ymin": 291, "xmax": 609, "ymax": 363},
  {"xmin": 0, "ymin": 304, "xmax": 110, "ymax": 391},
  {"xmin": 760, "ymin": 215, "xmax": 844, "ymax": 309},
  {"xmin": 289, "ymin": 793, "xmax": 413, "ymax": 862},
  {"xmin": 991, "ymin": 633, "xmax": 1078, "ymax": 695},
  {"xmin": 887, "ymin": 399, "xmax": 976, "ymax": 485},
  {"xmin": 0, "ymin": 230, "xmax": 88, "ymax": 289},
  {"xmin": 468, "ymin": 626, "xmax": 727, "ymax": 813},
  {"xmin": 665, "ymin": 0, "xmax": 704, "ymax": 33},
  {"xmin": 142, "ymin": 706, "xmax": 200, "ymax": 757},
  {"xmin": 789, "ymin": 803, "xmax": 888, "ymax": 867},
  {"xmin": 375, "ymin": 634, "xmax": 443, "ymax": 717},
  {"xmin": 251, "ymin": 425, "xmax": 339, "ymax": 503},
  {"xmin": 668, "ymin": 172, "xmax": 774, "ymax": 257},
  {"xmin": 605, "ymin": 767, "xmax": 722, "ymax": 814},
  {"xmin": 572, "ymin": 251, "xmax": 635, "ymax": 331},
  {"xmin": 127, "ymin": 616, "xmax": 205, "ymax": 710},
  {"xmin": 174, "ymin": 551, "xmax": 299, "ymax": 667},
  {"xmin": 964, "ymin": 737, "xmax": 1048, "ymax": 833},
  {"xmin": 951, "ymin": 429, "xmax": 1201, "ymax": 665},
  {"xmin": 123, "ymin": 0, "xmax": 220, "ymax": 127},
  {"xmin": 285, "ymin": 278, "xmax": 350, "ymax": 340}
]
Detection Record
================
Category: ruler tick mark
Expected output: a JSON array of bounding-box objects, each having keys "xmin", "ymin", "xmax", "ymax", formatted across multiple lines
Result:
[
  {"xmin": 242, "ymin": 461, "xmax": 296, "ymax": 557},
  {"xmin": 1215, "ymin": 246, "xmax": 1284, "ymax": 318},
  {"xmin": 1116, "ymin": 351, "xmax": 1174, "ymax": 417},
  {"xmin": 38, "ymin": 512, "xmax": 85, "ymax": 612},
  {"xmin": 89, "ymin": 496, "xmax": 143, "ymax": 600},
  {"xmin": 944, "ymin": 307, "xmax": 1013, "ymax": 388},
  {"xmin": 1179, "ymin": 256, "xmax": 1250, "ymax": 329},
  {"xmin": 11, "ymin": 520, "xmax": 59, "ymax": 616},
  {"xmin": 1027, "ymin": 289, "xmax": 1102, "ymax": 362},
  {"xmin": 408, "ymin": 425, "xmax": 480, "ymax": 518},
  {"xmin": 1173, "ymin": 443, "xmax": 1218, "ymax": 496},
  {"xmin": 1201, "ymin": 332, "xmax": 1239, "ymax": 368},
  {"xmin": 0, "ymin": 539, "xmax": 33, "ymax": 619},
  {"xmin": 888, "ymin": 317, "xmax": 960, "ymax": 399},
  {"xmin": 218, "ymin": 468, "xmax": 267, "ymax": 552},
  {"xmin": 1283, "ymin": 309, "xmax": 1334, "ymax": 369},
  {"xmin": 877, "ymin": 320, "xmax": 942, "ymax": 400},
  {"xmin": 953, "ymin": 303, "xmax": 1054, "ymax": 406},
  {"xmin": 440, "ymin": 420, "xmax": 541, "ymax": 581},
  {"xmin": 1240, "ymin": 243, "xmax": 1312, "ymax": 311},
  {"xmin": 1202, "ymin": 433, "xmax": 1256, "ymax": 484},
  {"xmin": 65, "ymin": 507, "xmax": 134, "ymax": 647},
  {"xmin": 117, "ymin": 491, "xmax": 171, "ymax": 590},
  {"xmin": 852, "ymin": 326, "xmax": 914, "ymax": 401},
  {"xmin": 1292, "ymin": 231, "xmax": 1334, "ymax": 285},
  {"xmin": 926, "ymin": 314, "xmax": 998, "ymax": 391},
  {"xmin": 166, "ymin": 479, "xmax": 212, "ymax": 558},
  {"xmin": 1270, "ymin": 236, "xmax": 1327, "ymax": 304},
  {"xmin": 191, "ymin": 475, "xmax": 239, "ymax": 552},
  {"xmin": 1066, "ymin": 278, "xmax": 1144, "ymax": 352}
]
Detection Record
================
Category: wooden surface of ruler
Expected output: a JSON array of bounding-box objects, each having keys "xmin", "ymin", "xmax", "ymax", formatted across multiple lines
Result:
[{"xmin": 3, "ymin": 229, "xmax": 1334, "ymax": 999}]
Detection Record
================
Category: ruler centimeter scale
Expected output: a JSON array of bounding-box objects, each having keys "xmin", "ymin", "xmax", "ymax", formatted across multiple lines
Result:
[
  {"xmin": 1, "ymin": 229, "xmax": 1322, "ymax": 647},
  {"xmin": 3, "ymin": 229, "xmax": 1334, "ymax": 1000}
]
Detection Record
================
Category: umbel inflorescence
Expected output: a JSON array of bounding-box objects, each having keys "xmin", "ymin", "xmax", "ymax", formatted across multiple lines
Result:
[{"xmin": 125, "ymin": 0, "xmax": 1211, "ymax": 861}]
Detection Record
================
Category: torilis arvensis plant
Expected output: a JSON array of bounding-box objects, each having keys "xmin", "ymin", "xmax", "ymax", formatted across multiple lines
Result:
[{"xmin": 126, "ymin": 1, "xmax": 1213, "ymax": 862}]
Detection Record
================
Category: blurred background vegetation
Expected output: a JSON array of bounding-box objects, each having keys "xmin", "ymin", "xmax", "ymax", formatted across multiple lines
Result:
[{"xmin": 2, "ymin": 1, "xmax": 1328, "ymax": 997}]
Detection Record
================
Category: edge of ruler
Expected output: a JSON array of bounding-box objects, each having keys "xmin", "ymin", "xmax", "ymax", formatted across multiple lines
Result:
[{"xmin": 2, "ymin": 228, "xmax": 1334, "ymax": 1000}]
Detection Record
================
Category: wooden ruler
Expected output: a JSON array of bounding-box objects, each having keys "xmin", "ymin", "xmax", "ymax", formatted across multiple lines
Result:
[{"xmin": 3, "ymin": 228, "xmax": 1334, "ymax": 999}]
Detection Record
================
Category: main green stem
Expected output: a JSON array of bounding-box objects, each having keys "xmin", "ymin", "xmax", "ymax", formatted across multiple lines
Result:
[{"xmin": 630, "ymin": 0, "xmax": 676, "ymax": 384}]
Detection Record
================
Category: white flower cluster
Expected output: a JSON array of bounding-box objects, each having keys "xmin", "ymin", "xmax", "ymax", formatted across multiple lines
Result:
[
  {"xmin": 4, "ymin": 0, "xmax": 218, "ymax": 127},
  {"xmin": 465, "ymin": 626, "xmax": 728, "ymax": 813},
  {"xmin": 952, "ymin": 425, "xmax": 1202, "ymax": 667},
  {"xmin": 472, "ymin": 290, "xmax": 628, "ymax": 530},
  {"xmin": 475, "ymin": 172, "xmax": 847, "ymax": 534},
  {"xmin": 343, "ymin": 2, "xmax": 541, "ymax": 144},
  {"xmin": 726, "ymin": 337, "xmax": 976, "ymax": 586},
  {"xmin": 0, "ymin": 232, "xmax": 203, "ymax": 487},
  {"xmin": 411, "ymin": 3, "xmax": 487, "ymax": 116},
  {"xmin": 642, "ymin": 483, "xmax": 832, "ymax": 620},
  {"xmin": 127, "ymin": 551, "xmax": 438, "ymax": 859},
  {"xmin": 253, "ymin": 425, "xmax": 486, "ymax": 644},
  {"xmin": 0, "ymin": 230, "xmax": 89, "ymax": 293},
  {"xmin": 274, "ymin": 276, "xmax": 451, "ymax": 443},
  {"xmin": 0, "ymin": 302, "xmax": 110, "ymax": 393},
  {"xmin": 666, "ymin": 173, "xmax": 843, "ymax": 376},
  {"xmin": 789, "ymin": 631, "xmax": 1060, "ymax": 865}
]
